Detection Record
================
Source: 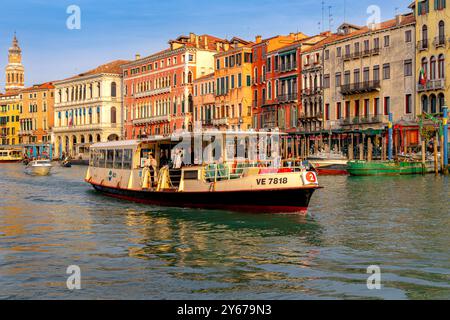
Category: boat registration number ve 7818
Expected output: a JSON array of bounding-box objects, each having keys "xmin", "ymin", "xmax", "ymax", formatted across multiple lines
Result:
[{"xmin": 256, "ymin": 177, "xmax": 289, "ymax": 185}]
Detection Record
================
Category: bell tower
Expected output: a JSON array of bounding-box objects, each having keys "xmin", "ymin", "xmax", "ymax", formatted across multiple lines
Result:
[{"xmin": 5, "ymin": 33, "xmax": 25, "ymax": 93}]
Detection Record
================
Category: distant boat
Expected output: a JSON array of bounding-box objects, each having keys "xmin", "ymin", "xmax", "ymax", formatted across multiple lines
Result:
[
  {"xmin": 25, "ymin": 160, "xmax": 53, "ymax": 176},
  {"xmin": 0, "ymin": 150, "xmax": 22, "ymax": 163},
  {"xmin": 308, "ymin": 151, "xmax": 349, "ymax": 175},
  {"xmin": 347, "ymin": 160, "xmax": 435, "ymax": 176}
]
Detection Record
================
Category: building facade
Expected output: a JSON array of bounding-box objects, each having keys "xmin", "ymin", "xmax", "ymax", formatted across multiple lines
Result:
[
  {"xmin": 53, "ymin": 60, "xmax": 127, "ymax": 158},
  {"xmin": 214, "ymin": 39, "xmax": 254, "ymax": 130},
  {"xmin": 414, "ymin": 0, "xmax": 448, "ymax": 115},
  {"xmin": 19, "ymin": 82, "xmax": 55, "ymax": 145},
  {"xmin": 323, "ymin": 16, "xmax": 417, "ymax": 136},
  {"xmin": 0, "ymin": 92, "xmax": 21, "ymax": 146},
  {"xmin": 122, "ymin": 33, "xmax": 229, "ymax": 139},
  {"xmin": 193, "ymin": 73, "xmax": 215, "ymax": 128}
]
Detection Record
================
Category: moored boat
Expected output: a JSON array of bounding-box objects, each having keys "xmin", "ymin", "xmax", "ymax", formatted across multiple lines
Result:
[
  {"xmin": 347, "ymin": 160, "xmax": 435, "ymax": 176},
  {"xmin": 307, "ymin": 151, "xmax": 349, "ymax": 175},
  {"xmin": 85, "ymin": 135, "xmax": 322, "ymax": 214},
  {"xmin": 0, "ymin": 149, "xmax": 22, "ymax": 163},
  {"xmin": 25, "ymin": 159, "xmax": 53, "ymax": 176}
]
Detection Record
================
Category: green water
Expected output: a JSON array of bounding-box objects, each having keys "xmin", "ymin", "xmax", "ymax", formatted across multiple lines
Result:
[{"xmin": 0, "ymin": 163, "xmax": 448, "ymax": 299}]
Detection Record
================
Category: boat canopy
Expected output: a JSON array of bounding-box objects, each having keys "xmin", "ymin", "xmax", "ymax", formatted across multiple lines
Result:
[{"xmin": 90, "ymin": 140, "xmax": 140, "ymax": 149}]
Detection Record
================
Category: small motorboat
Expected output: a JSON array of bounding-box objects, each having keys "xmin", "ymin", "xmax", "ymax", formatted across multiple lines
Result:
[
  {"xmin": 25, "ymin": 159, "xmax": 53, "ymax": 176},
  {"xmin": 307, "ymin": 151, "xmax": 349, "ymax": 175},
  {"xmin": 61, "ymin": 158, "xmax": 72, "ymax": 168}
]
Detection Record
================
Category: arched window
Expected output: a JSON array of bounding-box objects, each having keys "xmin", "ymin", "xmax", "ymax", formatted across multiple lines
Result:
[
  {"xmin": 422, "ymin": 25, "xmax": 428, "ymax": 43},
  {"xmin": 421, "ymin": 95, "xmax": 429, "ymax": 113},
  {"xmin": 267, "ymin": 81, "xmax": 272, "ymax": 100},
  {"xmin": 430, "ymin": 56, "xmax": 436, "ymax": 80},
  {"xmin": 430, "ymin": 94, "xmax": 437, "ymax": 113},
  {"xmin": 110, "ymin": 107, "xmax": 117, "ymax": 124},
  {"xmin": 110, "ymin": 82, "xmax": 117, "ymax": 97},
  {"xmin": 438, "ymin": 54, "xmax": 445, "ymax": 79},
  {"xmin": 421, "ymin": 57, "xmax": 428, "ymax": 76},
  {"xmin": 438, "ymin": 21, "xmax": 445, "ymax": 43},
  {"xmin": 438, "ymin": 93, "xmax": 445, "ymax": 113},
  {"xmin": 187, "ymin": 72, "xmax": 193, "ymax": 84}
]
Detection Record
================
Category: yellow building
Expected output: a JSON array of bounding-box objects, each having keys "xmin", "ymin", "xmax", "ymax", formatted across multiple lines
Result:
[
  {"xmin": 0, "ymin": 92, "xmax": 21, "ymax": 146},
  {"xmin": 412, "ymin": 0, "xmax": 448, "ymax": 114},
  {"xmin": 19, "ymin": 82, "xmax": 55, "ymax": 145},
  {"xmin": 214, "ymin": 38, "xmax": 254, "ymax": 130}
]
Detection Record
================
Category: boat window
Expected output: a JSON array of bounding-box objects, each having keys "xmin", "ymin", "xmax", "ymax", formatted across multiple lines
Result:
[
  {"xmin": 123, "ymin": 149, "xmax": 133, "ymax": 170},
  {"xmin": 114, "ymin": 149, "xmax": 123, "ymax": 169},
  {"xmin": 184, "ymin": 170, "xmax": 199, "ymax": 180},
  {"xmin": 106, "ymin": 150, "xmax": 114, "ymax": 168},
  {"xmin": 96, "ymin": 150, "xmax": 106, "ymax": 168}
]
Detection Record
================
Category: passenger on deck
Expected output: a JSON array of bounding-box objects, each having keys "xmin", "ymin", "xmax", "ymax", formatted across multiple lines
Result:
[
  {"xmin": 145, "ymin": 152, "xmax": 158, "ymax": 187},
  {"xmin": 174, "ymin": 149, "xmax": 183, "ymax": 169}
]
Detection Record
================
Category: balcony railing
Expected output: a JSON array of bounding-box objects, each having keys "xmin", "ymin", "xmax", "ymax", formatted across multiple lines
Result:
[
  {"xmin": 212, "ymin": 118, "xmax": 229, "ymax": 126},
  {"xmin": 344, "ymin": 48, "xmax": 380, "ymax": 61},
  {"xmin": 279, "ymin": 62, "xmax": 297, "ymax": 72},
  {"xmin": 299, "ymin": 113, "xmax": 323, "ymax": 121},
  {"xmin": 417, "ymin": 39, "xmax": 429, "ymax": 51},
  {"xmin": 53, "ymin": 123, "xmax": 103, "ymax": 133},
  {"xmin": 278, "ymin": 92, "xmax": 298, "ymax": 102},
  {"xmin": 134, "ymin": 87, "xmax": 172, "ymax": 98},
  {"xmin": 132, "ymin": 114, "xmax": 171, "ymax": 125},
  {"xmin": 433, "ymin": 36, "xmax": 447, "ymax": 48},
  {"xmin": 339, "ymin": 114, "xmax": 388, "ymax": 126},
  {"xmin": 301, "ymin": 88, "xmax": 322, "ymax": 97},
  {"xmin": 417, "ymin": 79, "xmax": 445, "ymax": 92},
  {"xmin": 340, "ymin": 81, "xmax": 381, "ymax": 95}
]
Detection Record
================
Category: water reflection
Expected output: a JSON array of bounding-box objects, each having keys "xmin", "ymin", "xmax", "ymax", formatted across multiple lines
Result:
[{"xmin": 0, "ymin": 164, "xmax": 449, "ymax": 299}]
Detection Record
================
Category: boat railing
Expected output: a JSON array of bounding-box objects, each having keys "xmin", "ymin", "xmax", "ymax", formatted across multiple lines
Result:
[{"xmin": 202, "ymin": 159, "xmax": 308, "ymax": 183}]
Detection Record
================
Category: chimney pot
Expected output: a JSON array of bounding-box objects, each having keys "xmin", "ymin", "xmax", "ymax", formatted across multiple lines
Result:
[
  {"xmin": 255, "ymin": 35, "xmax": 262, "ymax": 44},
  {"xmin": 135, "ymin": 54, "xmax": 141, "ymax": 60}
]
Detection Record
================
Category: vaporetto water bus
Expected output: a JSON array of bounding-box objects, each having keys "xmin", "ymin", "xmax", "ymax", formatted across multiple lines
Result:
[
  {"xmin": 85, "ymin": 132, "xmax": 321, "ymax": 214},
  {"xmin": 0, "ymin": 149, "xmax": 22, "ymax": 163}
]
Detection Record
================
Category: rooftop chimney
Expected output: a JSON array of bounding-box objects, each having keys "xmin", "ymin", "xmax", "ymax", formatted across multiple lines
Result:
[
  {"xmin": 204, "ymin": 36, "xmax": 208, "ymax": 49},
  {"xmin": 255, "ymin": 35, "xmax": 262, "ymax": 44},
  {"xmin": 135, "ymin": 54, "xmax": 141, "ymax": 60},
  {"xmin": 396, "ymin": 14, "xmax": 403, "ymax": 25}
]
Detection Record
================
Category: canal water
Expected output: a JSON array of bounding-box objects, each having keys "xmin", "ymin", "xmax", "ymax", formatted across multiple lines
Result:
[{"xmin": 0, "ymin": 163, "xmax": 448, "ymax": 300}]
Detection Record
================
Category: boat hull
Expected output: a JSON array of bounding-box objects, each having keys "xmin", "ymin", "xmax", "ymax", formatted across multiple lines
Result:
[
  {"xmin": 90, "ymin": 182, "xmax": 319, "ymax": 214},
  {"xmin": 27, "ymin": 166, "xmax": 52, "ymax": 176},
  {"xmin": 347, "ymin": 160, "xmax": 434, "ymax": 176},
  {"xmin": 309, "ymin": 160, "xmax": 348, "ymax": 175},
  {"xmin": 0, "ymin": 160, "xmax": 22, "ymax": 163}
]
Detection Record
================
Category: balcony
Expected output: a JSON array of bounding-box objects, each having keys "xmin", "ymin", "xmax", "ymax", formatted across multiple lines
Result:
[
  {"xmin": 132, "ymin": 114, "xmax": 171, "ymax": 125},
  {"xmin": 278, "ymin": 92, "xmax": 298, "ymax": 103},
  {"xmin": 417, "ymin": 39, "xmax": 429, "ymax": 51},
  {"xmin": 417, "ymin": 79, "xmax": 445, "ymax": 92},
  {"xmin": 299, "ymin": 113, "xmax": 323, "ymax": 122},
  {"xmin": 344, "ymin": 48, "xmax": 380, "ymax": 61},
  {"xmin": 53, "ymin": 123, "xmax": 103, "ymax": 133},
  {"xmin": 433, "ymin": 36, "xmax": 447, "ymax": 48},
  {"xmin": 339, "ymin": 114, "xmax": 388, "ymax": 126},
  {"xmin": 279, "ymin": 62, "xmax": 297, "ymax": 73},
  {"xmin": 340, "ymin": 81, "xmax": 380, "ymax": 95},
  {"xmin": 134, "ymin": 87, "xmax": 172, "ymax": 98},
  {"xmin": 19, "ymin": 130, "xmax": 33, "ymax": 136},
  {"xmin": 212, "ymin": 118, "xmax": 229, "ymax": 126},
  {"xmin": 301, "ymin": 87, "xmax": 322, "ymax": 97}
]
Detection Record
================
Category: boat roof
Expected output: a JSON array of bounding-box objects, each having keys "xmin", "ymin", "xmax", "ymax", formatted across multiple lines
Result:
[{"xmin": 91, "ymin": 131, "xmax": 288, "ymax": 149}]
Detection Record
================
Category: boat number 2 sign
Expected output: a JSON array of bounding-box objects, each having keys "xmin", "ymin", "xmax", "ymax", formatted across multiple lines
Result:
[{"xmin": 302, "ymin": 172, "xmax": 318, "ymax": 185}]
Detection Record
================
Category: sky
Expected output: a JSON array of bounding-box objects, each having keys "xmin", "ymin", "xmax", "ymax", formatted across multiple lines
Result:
[{"xmin": 0, "ymin": 0, "xmax": 413, "ymax": 90}]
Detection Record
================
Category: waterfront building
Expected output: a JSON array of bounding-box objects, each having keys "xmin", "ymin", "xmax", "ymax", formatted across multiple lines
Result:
[
  {"xmin": 53, "ymin": 60, "xmax": 128, "ymax": 159},
  {"xmin": 0, "ymin": 91, "xmax": 21, "ymax": 146},
  {"xmin": 251, "ymin": 33, "xmax": 308, "ymax": 130},
  {"xmin": 122, "ymin": 33, "xmax": 230, "ymax": 139},
  {"xmin": 323, "ymin": 14, "xmax": 417, "ymax": 144},
  {"xmin": 19, "ymin": 82, "xmax": 55, "ymax": 145},
  {"xmin": 412, "ymin": 0, "xmax": 448, "ymax": 114},
  {"xmin": 193, "ymin": 73, "xmax": 215, "ymax": 128},
  {"xmin": 299, "ymin": 32, "xmax": 338, "ymax": 134},
  {"xmin": 214, "ymin": 38, "xmax": 254, "ymax": 130}
]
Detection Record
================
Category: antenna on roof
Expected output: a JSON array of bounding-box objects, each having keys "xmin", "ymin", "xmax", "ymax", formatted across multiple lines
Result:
[
  {"xmin": 395, "ymin": 7, "xmax": 399, "ymax": 16},
  {"xmin": 321, "ymin": 1, "xmax": 325, "ymax": 32},
  {"xmin": 343, "ymin": 0, "xmax": 346, "ymax": 23},
  {"xmin": 329, "ymin": 6, "xmax": 334, "ymax": 31}
]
